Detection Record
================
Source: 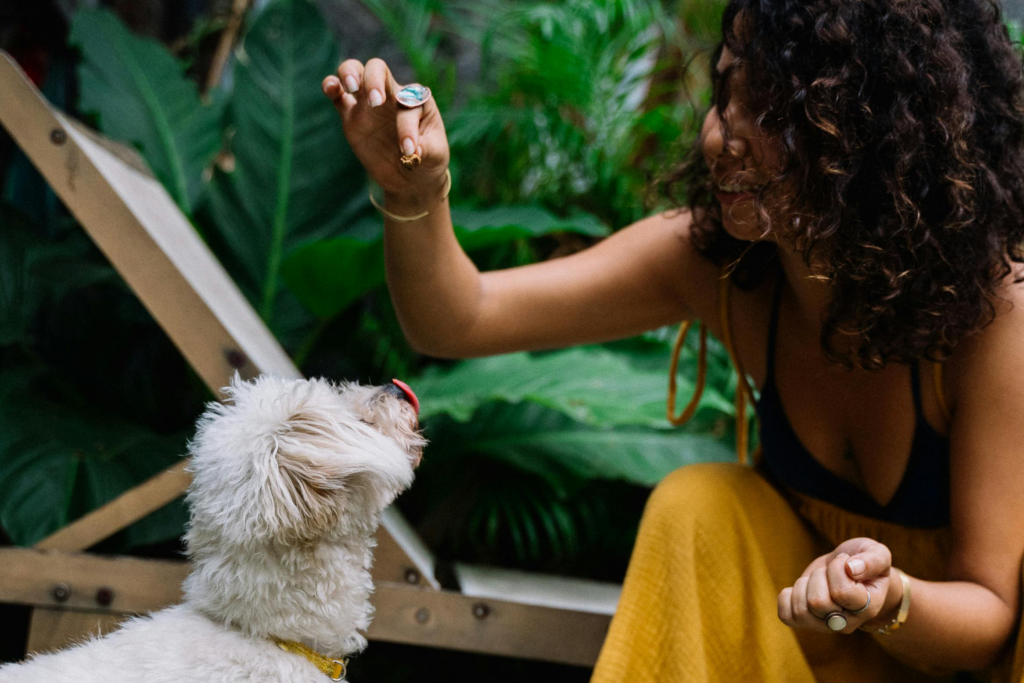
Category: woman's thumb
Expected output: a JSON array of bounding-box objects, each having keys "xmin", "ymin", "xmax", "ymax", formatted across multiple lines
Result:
[{"xmin": 845, "ymin": 543, "xmax": 890, "ymax": 579}]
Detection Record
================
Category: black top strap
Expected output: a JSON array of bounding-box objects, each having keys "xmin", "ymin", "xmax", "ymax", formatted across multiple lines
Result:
[
  {"xmin": 910, "ymin": 360, "xmax": 925, "ymax": 418},
  {"xmin": 765, "ymin": 271, "xmax": 785, "ymax": 384}
]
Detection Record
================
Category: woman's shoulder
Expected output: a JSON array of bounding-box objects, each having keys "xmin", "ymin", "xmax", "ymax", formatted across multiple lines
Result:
[
  {"xmin": 943, "ymin": 265, "xmax": 1024, "ymax": 421},
  {"xmin": 637, "ymin": 206, "xmax": 725, "ymax": 322}
]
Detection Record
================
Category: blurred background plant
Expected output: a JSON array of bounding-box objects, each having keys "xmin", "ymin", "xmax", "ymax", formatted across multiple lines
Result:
[{"xmin": 0, "ymin": 0, "xmax": 737, "ymax": 674}]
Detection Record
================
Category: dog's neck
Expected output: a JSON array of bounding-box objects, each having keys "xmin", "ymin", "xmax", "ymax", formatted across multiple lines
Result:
[{"xmin": 182, "ymin": 518, "xmax": 380, "ymax": 657}]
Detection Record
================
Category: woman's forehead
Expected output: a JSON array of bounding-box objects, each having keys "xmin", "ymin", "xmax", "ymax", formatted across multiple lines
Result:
[{"xmin": 719, "ymin": 7, "xmax": 753, "ymax": 72}]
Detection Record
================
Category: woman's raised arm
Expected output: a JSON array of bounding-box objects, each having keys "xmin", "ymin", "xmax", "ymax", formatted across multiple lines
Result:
[{"xmin": 324, "ymin": 58, "xmax": 718, "ymax": 359}]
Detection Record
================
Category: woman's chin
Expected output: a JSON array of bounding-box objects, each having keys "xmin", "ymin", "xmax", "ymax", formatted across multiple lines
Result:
[{"xmin": 720, "ymin": 213, "xmax": 765, "ymax": 242}]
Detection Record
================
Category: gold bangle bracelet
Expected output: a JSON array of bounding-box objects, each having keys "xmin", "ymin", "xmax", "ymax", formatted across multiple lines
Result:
[
  {"xmin": 876, "ymin": 568, "xmax": 912, "ymax": 635},
  {"xmin": 368, "ymin": 168, "xmax": 452, "ymax": 222}
]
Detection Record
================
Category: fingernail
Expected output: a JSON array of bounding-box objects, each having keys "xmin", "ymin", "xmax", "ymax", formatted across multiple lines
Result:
[
  {"xmin": 401, "ymin": 137, "xmax": 415, "ymax": 155},
  {"xmin": 369, "ymin": 89, "xmax": 383, "ymax": 107},
  {"xmin": 344, "ymin": 76, "xmax": 358, "ymax": 93},
  {"xmin": 848, "ymin": 558, "xmax": 865, "ymax": 575}
]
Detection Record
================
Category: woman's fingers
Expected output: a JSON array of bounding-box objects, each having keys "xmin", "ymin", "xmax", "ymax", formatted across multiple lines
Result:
[
  {"xmin": 778, "ymin": 587, "xmax": 794, "ymax": 624},
  {"xmin": 363, "ymin": 57, "xmax": 398, "ymax": 108},
  {"xmin": 803, "ymin": 568, "xmax": 846, "ymax": 632},
  {"xmin": 324, "ymin": 58, "xmax": 368, "ymax": 119},
  {"xmin": 789, "ymin": 576, "xmax": 819, "ymax": 629},
  {"xmin": 845, "ymin": 541, "xmax": 891, "ymax": 580},
  {"xmin": 395, "ymin": 106, "xmax": 422, "ymax": 157},
  {"xmin": 827, "ymin": 553, "xmax": 874, "ymax": 618},
  {"xmin": 336, "ymin": 59, "xmax": 365, "ymax": 95},
  {"xmin": 322, "ymin": 76, "xmax": 357, "ymax": 120}
]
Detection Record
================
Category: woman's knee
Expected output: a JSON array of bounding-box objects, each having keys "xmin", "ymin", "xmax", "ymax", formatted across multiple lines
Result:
[{"xmin": 647, "ymin": 462, "xmax": 762, "ymax": 525}]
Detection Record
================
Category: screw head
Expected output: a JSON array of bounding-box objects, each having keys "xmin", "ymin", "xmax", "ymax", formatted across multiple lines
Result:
[
  {"xmin": 472, "ymin": 602, "xmax": 490, "ymax": 619},
  {"xmin": 225, "ymin": 349, "xmax": 247, "ymax": 369},
  {"xmin": 403, "ymin": 568, "xmax": 420, "ymax": 585},
  {"xmin": 50, "ymin": 129, "xmax": 67, "ymax": 145},
  {"xmin": 414, "ymin": 608, "xmax": 430, "ymax": 624},
  {"xmin": 51, "ymin": 583, "xmax": 71, "ymax": 603},
  {"xmin": 96, "ymin": 587, "xmax": 114, "ymax": 607}
]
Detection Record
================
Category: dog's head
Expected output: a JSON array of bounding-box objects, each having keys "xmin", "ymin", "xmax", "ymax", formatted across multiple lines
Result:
[{"xmin": 184, "ymin": 374, "xmax": 424, "ymax": 548}]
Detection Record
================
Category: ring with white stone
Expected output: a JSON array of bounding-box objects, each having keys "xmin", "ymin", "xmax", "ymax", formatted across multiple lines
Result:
[
  {"xmin": 825, "ymin": 611, "xmax": 848, "ymax": 632},
  {"xmin": 395, "ymin": 83, "xmax": 432, "ymax": 108}
]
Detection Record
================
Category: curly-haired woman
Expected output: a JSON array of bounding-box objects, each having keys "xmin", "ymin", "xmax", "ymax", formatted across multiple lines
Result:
[{"xmin": 323, "ymin": 0, "xmax": 1024, "ymax": 679}]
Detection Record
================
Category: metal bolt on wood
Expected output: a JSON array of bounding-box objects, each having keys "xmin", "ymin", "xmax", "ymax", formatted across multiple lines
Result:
[
  {"xmin": 51, "ymin": 583, "xmax": 71, "ymax": 603},
  {"xmin": 225, "ymin": 349, "xmax": 247, "ymax": 369},
  {"xmin": 49, "ymin": 128, "xmax": 66, "ymax": 145},
  {"xmin": 96, "ymin": 587, "xmax": 114, "ymax": 607},
  {"xmin": 415, "ymin": 608, "xmax": 430, "ymax": 624},
  {"xmin": 472, "ymin": 603, "xmax": 490, "ymax": 620},
  {"xmin": 403, "ymin": 568, "xmax": 420, "ymax": 584}
]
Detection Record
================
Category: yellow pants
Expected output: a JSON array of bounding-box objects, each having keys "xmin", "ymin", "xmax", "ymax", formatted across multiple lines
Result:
[{"xmin": 591, "ymin": 462, "xmax": 1024, "ymax": 682}]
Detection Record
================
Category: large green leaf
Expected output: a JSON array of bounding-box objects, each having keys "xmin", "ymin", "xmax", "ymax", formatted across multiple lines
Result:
[
  {"xmin": 413, "ymin": 345, "xmax": 733, "ymax": 428},
  {"xmin": 0, "ymin": 205, "xmax": 113, "ymax": 347},
  {"xmin": 280, "ymin": 204, "xmax": 610, "ymax": 320},
  {"xmin": 70, "ymin": 9, "xmax": 224, "ymax": 216},
  {"xmin": 0, "ymin": 368, "xmax": 188, "ymax": 547},
  {"xmin": 426, "ymin": 400, "xmax": 734, "ymax": 490},
  {"xmin": 205, "ymin": 0, "xmax": 362, "ymax": 334}
]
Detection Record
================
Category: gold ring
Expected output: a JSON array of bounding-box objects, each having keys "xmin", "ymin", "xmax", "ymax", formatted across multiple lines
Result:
[{"xmin": 400, "ymin": 152, "xmax": 422, "ymax": 169}]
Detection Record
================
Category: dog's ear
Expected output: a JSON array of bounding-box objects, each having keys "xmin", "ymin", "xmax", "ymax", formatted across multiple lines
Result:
[
  {"xmin": 265, "ymin": 413, "xmax": 344, "ymax": 543},
  {"xmin": 262, "ymin": 405, "xmax": 413, "ymax": 544}
]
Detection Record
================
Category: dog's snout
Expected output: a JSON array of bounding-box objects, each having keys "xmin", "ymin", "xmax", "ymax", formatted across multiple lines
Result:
[
  {"xmin": 382, "ymin": 383, "xmax": 407, "ymax": 400},
  {"xmin": 383, "ymin": 380, "xmax": 419, "ymax": 416}
]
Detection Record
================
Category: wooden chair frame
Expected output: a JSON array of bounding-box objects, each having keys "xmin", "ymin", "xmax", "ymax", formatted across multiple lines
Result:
[{"xmin": 0, "ymin": 52, "xmax": 618, "ymax": 668}]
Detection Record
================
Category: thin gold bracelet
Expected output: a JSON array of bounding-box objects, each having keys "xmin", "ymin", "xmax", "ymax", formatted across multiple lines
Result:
[
  {"xmin": 875, "ymin": 568, "xmax": 911, "ymax": 635},
  {"xmin": 368, "ymin": 168, "xmax": 452, "ymax": 222}
]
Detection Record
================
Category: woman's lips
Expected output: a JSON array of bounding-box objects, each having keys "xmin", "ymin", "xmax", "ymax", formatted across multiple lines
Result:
[{"xmin": 715, "ymin": 189, "xmax": 757, "ymax": 205}]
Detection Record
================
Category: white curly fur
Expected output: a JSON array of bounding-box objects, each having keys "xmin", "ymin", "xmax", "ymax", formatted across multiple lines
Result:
[{"xmin": 0, "ymin": 374, "xmax": 424, "ymax": 683}]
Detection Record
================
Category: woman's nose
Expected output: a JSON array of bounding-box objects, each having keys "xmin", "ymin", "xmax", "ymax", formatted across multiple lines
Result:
[{"xmin": 702, "ymin": 113, "xmax": 750, "ymax": 168}]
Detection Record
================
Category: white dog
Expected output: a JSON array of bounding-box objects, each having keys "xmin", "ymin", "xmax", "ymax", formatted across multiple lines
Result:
[{"xmin": 0, "ymin": 374, "xmax": 425, "ymax": 683}]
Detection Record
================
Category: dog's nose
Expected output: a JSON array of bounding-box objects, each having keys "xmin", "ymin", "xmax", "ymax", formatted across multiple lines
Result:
[{"xmin": 384, "ymin": 379, "xmax": 419, "ymax": 416}]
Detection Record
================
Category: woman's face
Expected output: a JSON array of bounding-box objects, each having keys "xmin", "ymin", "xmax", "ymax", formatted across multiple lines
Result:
[{"xmin": 700, "ymin": 42, "xmax": 787, "ymax": 242}]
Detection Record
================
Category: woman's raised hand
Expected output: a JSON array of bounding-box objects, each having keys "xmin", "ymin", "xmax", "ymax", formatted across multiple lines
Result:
[{"xmin": 322, "ymin": 58, "xmax": 451, "ymax": 202}]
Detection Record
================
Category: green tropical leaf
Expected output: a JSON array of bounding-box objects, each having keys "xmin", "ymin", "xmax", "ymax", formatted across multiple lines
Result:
[
  {"xmin": 414, "ymin": 345, "xmax": 732, "ymax": 429},
  {"xmin": 280, "ymin": 204, "xmax": 609, "ymax": 320},
  {"xmin": 280, "ymin": 235, "xmax": 382, "ymax": 320},
  {"xmin": 0, "ymin": 205, "xmax": 110, "ymax": 347},
  {"xmin": 204, "ymin": 0, "xmax": 362, "ymax": 335},
  {"xmin": 70, "ymin": 8, "xmax": 224, "ymax": 215},
  {"xmin": 426, "ymin": 400, "xmax": 734, "ymax": 490},
  {"xmin": 0, "ymin": 368, "xmax": 188, "ymax": 547}
]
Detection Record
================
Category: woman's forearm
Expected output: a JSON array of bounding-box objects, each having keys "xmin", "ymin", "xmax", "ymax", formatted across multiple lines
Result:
[
  {"xmin": 381, "ymin": 186, "xmax": 484, "ymax": 358},
  {"xmin": 870, "ymin": 574, "xmax": 1017, "ymax": 672}
]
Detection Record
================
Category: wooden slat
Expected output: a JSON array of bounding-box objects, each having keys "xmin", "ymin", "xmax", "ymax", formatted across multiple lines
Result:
[
  {"xmin": 26, "ymin": 608, "xmax": 127, "ymax": 655},
  {"xmin": 0, "ymin": 548, "xmax": 608, "ymax": 667},
  {"xmin": 0, "ymin": 548, "xmax": 188, "ymax": 613},
  {"xmin": 35, "ymin": 461, "xmax": 192, "ymax": 551},
  {"xmin": 454, "ymin": 563, "xmax": 620, "ymax": 615},
  {"xmin": 366, "ymin": 581, "xmax": 608, "ymax": 666}
]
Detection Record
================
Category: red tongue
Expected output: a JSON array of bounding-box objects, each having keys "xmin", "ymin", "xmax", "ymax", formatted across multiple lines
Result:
[{"xmin": 391, "ymin": 378, "xmax": 419, "ymax": 416}]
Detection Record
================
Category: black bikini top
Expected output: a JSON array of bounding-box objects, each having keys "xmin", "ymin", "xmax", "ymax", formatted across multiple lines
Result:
[{"xmin": 755, "ymin": 274, "xmax": 951, "ymax": 528}]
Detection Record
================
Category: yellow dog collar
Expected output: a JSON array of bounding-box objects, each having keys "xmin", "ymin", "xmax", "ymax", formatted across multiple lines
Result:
[{"xmin": 274, "ymin": 639, "xmax": 348, "ymax": 680}]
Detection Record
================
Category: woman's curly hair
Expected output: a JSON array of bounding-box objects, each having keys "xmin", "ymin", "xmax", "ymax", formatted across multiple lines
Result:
[{"xmin": 659, "ymin": 0, "xmax": 1024, "ymax": 368}]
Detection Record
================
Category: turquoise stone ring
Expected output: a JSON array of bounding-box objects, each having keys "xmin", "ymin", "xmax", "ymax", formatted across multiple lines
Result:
[{"xmin": 395, "ymin": 84, "xmax": 432, "ymax": 108}]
